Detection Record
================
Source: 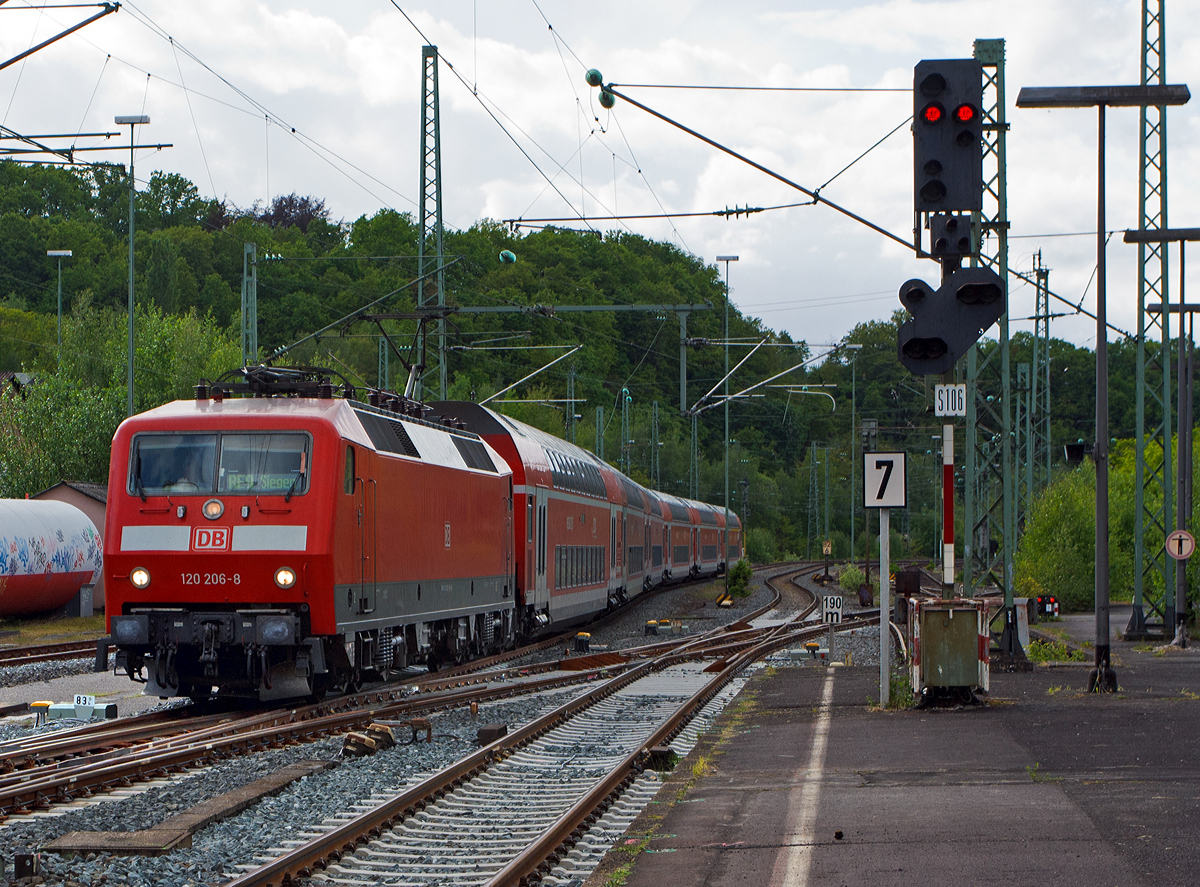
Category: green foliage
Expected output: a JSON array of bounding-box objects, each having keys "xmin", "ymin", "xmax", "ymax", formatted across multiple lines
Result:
[
  {"xmin": 839, "ymin": 564, "xmax": 865, "ymax": 593},
  {"xmin": 1026, "ymin": 638, "xmax": 1087, "ymax": 663},
  {"xmin": 727, "ymin": 558, "xmax": 753, "ymax": 597},
  {"xmin": 0, "ymin": 300, "xmax": 240, "ymax": 497},
  {"xmin": 887, "ymin": 666, "xmax": 914, "ymax": 709},
  {"xmin": 745, "ymin": 527, "xmax": 777, "ymax": 563},
  {"xmin": 1014, "ymin": 457, "xmax": 1136, "ymax": 612},
  {"xmin": 0, "ymin": 306, "xmax": 54, "ymax": 372},
  {"xmin": 0, "ymin": 373, "xmax": 123, "ymax": 498},
  {"xmin": 4, "ymin": 159, "xmax": 1185, "ymax": 578}
]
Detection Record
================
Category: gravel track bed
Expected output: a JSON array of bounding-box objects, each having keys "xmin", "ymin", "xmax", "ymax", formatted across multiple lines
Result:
[
  {"xmin": 0, "ymin": 686, "xmax": 589, "ymax": 886},
  {"xmin": 0, "ymin": 654, "xmax": 111, "ymax": 691},
  {"xmin": 0, "ymin": 569, "xmax": 806, "ymax": 885},
  {"xmin": 518, "ymin": 572, "xmax": 780, "ymax": 668}
]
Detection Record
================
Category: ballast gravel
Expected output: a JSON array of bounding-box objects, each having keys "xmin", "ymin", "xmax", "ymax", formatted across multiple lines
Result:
[
  {"xmin": 0, "ymin": 571, "xmax": 805, "ymax": 886},
  {"xmin": 0, "ymin": 686, "xmax": 585, "ymax": 886},
  {"xmin": 0, "ymin": 654, "xmax": 111, "ymax": 691}
]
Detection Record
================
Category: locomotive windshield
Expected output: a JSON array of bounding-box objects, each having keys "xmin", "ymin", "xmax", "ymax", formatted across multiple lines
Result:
[
  {"xmin": 130, "ymin": 432, "xmax": 309, "ymax": 496},
  {"xmin": 218, "ymin": 433, "xmax": 308, "ymax": 495},
  {"xmin": 131, "ymin": 434, "xmax": 217, "ymax": 495}
]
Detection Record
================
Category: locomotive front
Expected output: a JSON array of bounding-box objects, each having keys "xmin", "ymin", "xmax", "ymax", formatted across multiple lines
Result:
[{"xmin": 106, "ymin": 398, "xmax": 336, "ymax": 701}]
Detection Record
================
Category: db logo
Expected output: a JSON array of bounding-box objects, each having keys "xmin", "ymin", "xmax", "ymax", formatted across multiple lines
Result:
[{"xmin": 192, "ymin": 527, "xmax": 230, "ymax": 551}]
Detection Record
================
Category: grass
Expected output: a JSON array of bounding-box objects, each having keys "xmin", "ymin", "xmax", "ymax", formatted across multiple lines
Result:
[
  {"xmin": 866, "ymin": 667, "xmax": 915, "ymax": 710},
  {"xmin": 887, "ymin": 667, "xmax": 914, "ymax": 709},
  {"xmin": 1026, "ymin": 638, "xmax": 1088, "ymax": 663},
  {"xmin": 604, "ymin": 835, "xmax": 654, "ymax": 887},
  {"xmin": 0, "ymin": 614, "xmax": 106, "ymax": 645},
  {"xmin": 1026, "ymin": 762, "xmax": 1061, "ymax": 783}
]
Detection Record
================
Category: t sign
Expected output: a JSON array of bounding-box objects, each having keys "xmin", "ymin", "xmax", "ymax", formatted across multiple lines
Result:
[{"xmin": 863, "ymin": 452, "xmax": 907, "ymax": 508}]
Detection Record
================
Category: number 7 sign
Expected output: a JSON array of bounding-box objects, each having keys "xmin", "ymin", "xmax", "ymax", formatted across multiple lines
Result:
[{"xmin": 863, "ymin": 452, "xmax": 907, "ymax": 508}]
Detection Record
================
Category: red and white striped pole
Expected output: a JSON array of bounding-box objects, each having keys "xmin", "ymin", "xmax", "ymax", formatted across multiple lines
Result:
[{"xmin": 942, "ymin": 424, "xmax": 954, "ymax": 594}]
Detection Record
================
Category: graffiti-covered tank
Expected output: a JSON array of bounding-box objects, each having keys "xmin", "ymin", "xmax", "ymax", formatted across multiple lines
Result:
[{"xmin": 0, "ymin": 500, "xmax": 103, "ymax": 617}]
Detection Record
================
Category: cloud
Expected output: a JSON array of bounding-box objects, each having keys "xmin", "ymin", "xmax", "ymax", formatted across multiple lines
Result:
[{"xmin": 1, "ymin": 0, "xmax": 1196, "ymax": 350}]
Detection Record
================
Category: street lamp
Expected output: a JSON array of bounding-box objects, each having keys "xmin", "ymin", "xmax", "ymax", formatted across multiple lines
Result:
[
  {"xmin": 116, "ymin": 114, "xmax": 149, "ymax": 417},
  {"xmin": 1016, "ymin": 82, "xmax": 1190, "ymax": 692},
  {"xmin": 46, "ymin": 249, "xmax": 72, "ymax": 365},
  {"xmin": 717, "ymin": 255, "xmax": 738, "ymax": 582},
  {"xmin": 845, "ymin": 344, "xmax": 863, "ymax": 562}
]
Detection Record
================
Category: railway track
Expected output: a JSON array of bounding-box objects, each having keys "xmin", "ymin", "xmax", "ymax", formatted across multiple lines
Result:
[
  {"xmin": 0, "ymin": 638, "xmax": 104, "ymax": 668},
  {"xmin": 219, "ymin": 569, "xmax": 860, "ymax": 887},
  {"xmin": 1, "ymin": 563, "xmax": 813, "ymax": 887},
  {"xmin": 0, "ymin": 607, "xmax": 778, "ymax": 821}
]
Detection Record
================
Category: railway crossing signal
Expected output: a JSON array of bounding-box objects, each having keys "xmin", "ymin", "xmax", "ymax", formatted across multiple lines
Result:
[{"xmin": 914, "ymin": 59, "xmax": 984, "ymax": 213}]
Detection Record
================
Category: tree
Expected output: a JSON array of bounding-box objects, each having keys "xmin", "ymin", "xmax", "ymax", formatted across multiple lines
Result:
[
  {"xmin": 255, "ymin": 193, "xmax": 329, "ymax": 233},
  {"xmin": 0, "ymin": 374, "xmax": 123, "ymax": 498}
]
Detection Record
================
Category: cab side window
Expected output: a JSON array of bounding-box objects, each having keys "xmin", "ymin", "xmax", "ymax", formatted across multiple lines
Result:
[{"xmin": 344, "ymin": 445, "xmax": 356, "ymax": 494}]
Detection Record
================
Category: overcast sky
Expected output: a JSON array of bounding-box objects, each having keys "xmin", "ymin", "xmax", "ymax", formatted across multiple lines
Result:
[{"xmin": 3, "ymin": 0, "xmax": 1199, "ymax": 357}]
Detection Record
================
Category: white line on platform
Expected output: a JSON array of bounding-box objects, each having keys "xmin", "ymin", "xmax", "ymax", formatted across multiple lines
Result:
[{"xmin": 774, "ymin": 669, "xmax": 835, "ymax": 887}]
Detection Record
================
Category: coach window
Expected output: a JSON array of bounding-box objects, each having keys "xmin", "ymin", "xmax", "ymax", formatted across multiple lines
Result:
[
  {"xmin": 527, "ymin": 495, "xmax": 534, "ymax": 542},
  {"xmin": 344, "ymin": 446, "xmax": 355, "ymax": 494}
]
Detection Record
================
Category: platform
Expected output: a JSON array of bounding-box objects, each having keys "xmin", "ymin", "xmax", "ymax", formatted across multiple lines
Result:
[{"xmin": 586, "ymin": 610, "xmax": 1200, "ymax": 887}]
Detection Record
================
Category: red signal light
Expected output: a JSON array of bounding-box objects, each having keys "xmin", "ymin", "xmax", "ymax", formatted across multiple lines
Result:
[
  {"xmin": 921, "ymin": 102, "xmax": 944, "ymax": 124},
  {"xmin": 953, "ymin": 103, "xmax": 977, "ymax": 123}
]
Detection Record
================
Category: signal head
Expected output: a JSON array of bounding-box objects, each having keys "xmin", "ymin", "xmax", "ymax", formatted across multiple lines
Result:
[
  {"xmin": 912, "ymin": 58, "xmax": 984, "ymax": 213},
  {"xmin": 918, "ymin": 72, "xmax": 946, "ymax": 97}
]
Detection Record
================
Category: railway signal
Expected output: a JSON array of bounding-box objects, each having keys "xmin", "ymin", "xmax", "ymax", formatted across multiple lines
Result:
[
  {"xmin": 913, "ymin": 59, "xmax": 984, "ymax": 213},
  {"xmin": 896, "ymin": 266, "xmax": 1006, "ymax": 375}
]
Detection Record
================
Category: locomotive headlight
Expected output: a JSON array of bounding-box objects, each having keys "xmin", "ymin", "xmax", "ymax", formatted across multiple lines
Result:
[
  {"xmin": 202, "ymin": 499, "xmax": 224, "ymax": 520},
  {"xmin": 274, "ymin": 567, "xmax": 297, "ymax": 589},
  {"xmin": 130, "ymin": 567, "xmax": 151, "ymax": 589}
]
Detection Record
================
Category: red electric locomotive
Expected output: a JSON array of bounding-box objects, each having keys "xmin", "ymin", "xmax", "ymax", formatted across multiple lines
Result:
[
  {"xmin": 106, "ymin": 369, "xmax": 515, "ymax": 700},
  {"xmin": 106, "ymin": 368, "xmax": 741, "ymax": 702}
]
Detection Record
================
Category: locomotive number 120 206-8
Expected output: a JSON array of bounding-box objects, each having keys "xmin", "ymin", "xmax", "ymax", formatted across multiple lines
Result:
[{"xmin": 181, "ymin": 573, "xmax": 241, "ymax": 585}]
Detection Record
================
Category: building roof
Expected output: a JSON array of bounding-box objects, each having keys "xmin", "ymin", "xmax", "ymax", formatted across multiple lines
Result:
[{"xmin": 34, "ymin": 481, "xmax": 108, "ymax": 503}]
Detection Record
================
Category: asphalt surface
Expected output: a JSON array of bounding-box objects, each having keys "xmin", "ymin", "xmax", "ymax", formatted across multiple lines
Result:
[{"xmin": 587, "ymin": 606, "xmax": 1200, "ymax": 887}]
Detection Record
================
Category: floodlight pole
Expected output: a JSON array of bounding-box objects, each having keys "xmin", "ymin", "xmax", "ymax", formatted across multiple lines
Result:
[
  {"xmin": 116, "ymin": 114, "xmax": 150, "ymax": 417},
  {"xmin": 718, "ymin": 255, "xmax": 738, "ymax": 586},
  {"xmin": 1125, "ymin": 225, "xmax": 1200, "ymax": 646},
  {"xmin": 846, "ymin": 344, "xmax": 863, "ymax": 562},
  {"xmin": 47, "ymin": 249, "xmax": 71, "ymax": 366},
  {"xmin": 1016, "ymin": 83, "xmax": 1190, "ymax": 693}
]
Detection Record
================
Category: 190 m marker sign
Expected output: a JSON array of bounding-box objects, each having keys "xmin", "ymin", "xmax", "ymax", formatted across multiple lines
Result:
[{"xmin": 863, "ymin": 452, "xmax": 907, "ymax": 508}]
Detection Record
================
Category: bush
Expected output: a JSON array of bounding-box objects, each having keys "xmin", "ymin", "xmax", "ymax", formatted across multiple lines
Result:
[
  {"xmin": 838, "ymin": 564, "xmax": 865, "ymax": 593},
  {"xmin": 1026, "ymin": 638, "xmax": 1087, "ymax": 663},
  {"xmin": 728, "ymin": 558, "xmax": 753, "ymax": 597}
]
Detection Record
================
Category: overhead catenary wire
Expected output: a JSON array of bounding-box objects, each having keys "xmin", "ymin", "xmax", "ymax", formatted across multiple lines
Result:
[
  {"xmin": 609, "ymin": 83, "xmax": 911, "ymax": 93},
  {"xmin": 602, "ymin": 85, "xmax": 915, "ymax": 253}
]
